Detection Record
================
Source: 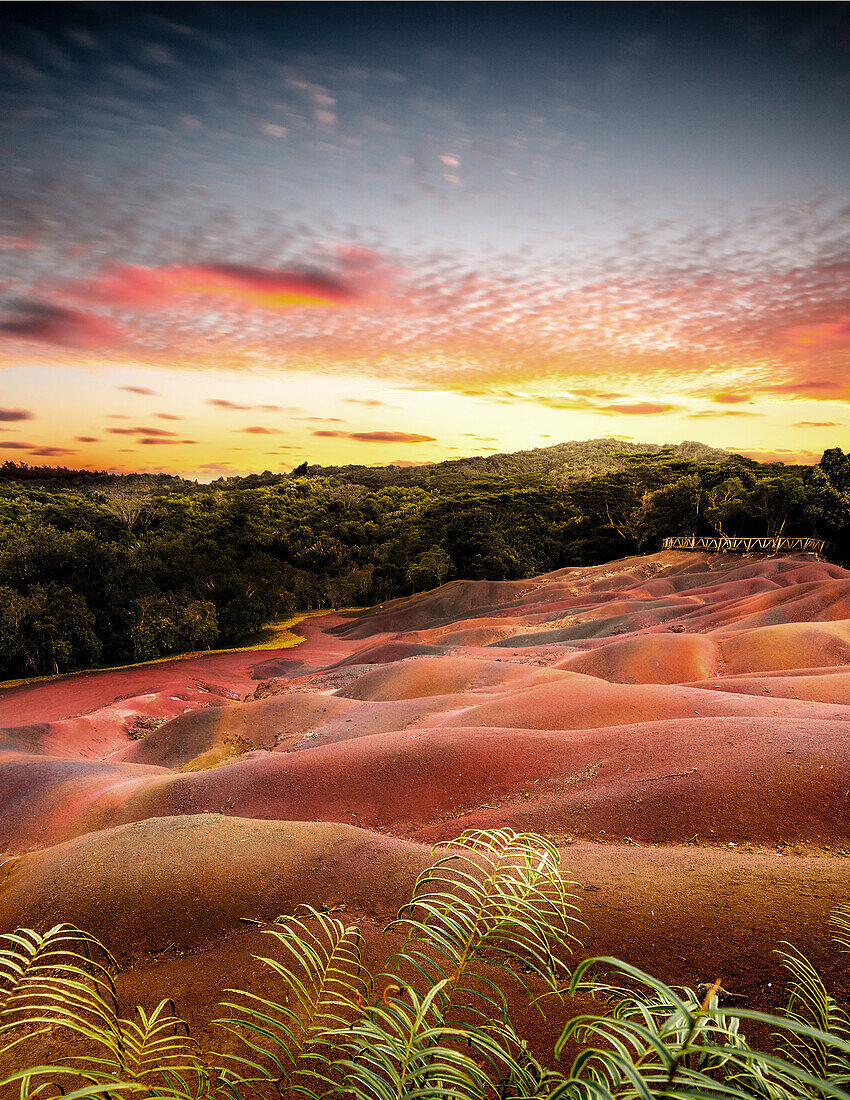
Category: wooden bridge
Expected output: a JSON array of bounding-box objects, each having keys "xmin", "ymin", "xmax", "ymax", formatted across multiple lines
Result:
[{"xmin": 661, "ymin": 535, "xmax": 832, "ymax": 557}]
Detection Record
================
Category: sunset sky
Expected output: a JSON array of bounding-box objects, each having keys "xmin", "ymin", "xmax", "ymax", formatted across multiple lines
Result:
[{"xmin": 1, "ymin": 2, "xmax": 849, "ymax": 479}]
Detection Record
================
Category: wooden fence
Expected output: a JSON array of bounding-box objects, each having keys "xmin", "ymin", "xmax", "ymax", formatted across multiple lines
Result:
[{"xmin": 661, "ymin": 535, "xmax": 832, "ymax": 556}]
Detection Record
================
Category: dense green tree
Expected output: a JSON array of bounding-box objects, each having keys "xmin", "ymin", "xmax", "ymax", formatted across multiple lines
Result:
[
  {"xmin": 0, "ymin": 583, "xmax": 100, "ymax": 675},
  {"xmin": 1, "ymin": 446, "xmax": 848, "ymax": 678},
  {"xmin": 821, "ymin": 447, "xmax": 850, "ymax": 492}
]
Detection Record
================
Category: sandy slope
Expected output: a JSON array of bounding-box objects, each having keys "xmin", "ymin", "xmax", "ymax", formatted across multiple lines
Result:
[{"xmin": 0, "ymin": 549, "xmax": 848, "ymax": 1025}]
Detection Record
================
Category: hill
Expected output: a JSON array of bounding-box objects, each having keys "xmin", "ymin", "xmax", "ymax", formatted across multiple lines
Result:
[
  {"xmin": 269, "ymin": 437, "xmax": 734, "ymax": 490},
  {"xmin": 4, "ymin": 438, "xmax": 735, "ymax": 493},
  {"xmin": 0, "ymin": 548, "xmax": 848, "ymax": 1048}
]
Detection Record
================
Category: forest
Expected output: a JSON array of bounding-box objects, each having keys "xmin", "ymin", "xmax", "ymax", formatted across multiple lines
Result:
[{"xmin": 1, "ymin": 443, "xmax": 848, "ymax": 678}]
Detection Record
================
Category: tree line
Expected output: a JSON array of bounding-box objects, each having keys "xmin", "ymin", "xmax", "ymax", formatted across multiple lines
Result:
[{"xmin": 1, "ymin": 447, "xmax": 848, "ymax": 677}]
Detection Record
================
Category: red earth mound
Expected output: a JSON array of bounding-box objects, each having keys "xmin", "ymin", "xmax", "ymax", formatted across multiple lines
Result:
[{"xmin": 0, "ymin": 549, "xmax": 848, "ymax": 1004}]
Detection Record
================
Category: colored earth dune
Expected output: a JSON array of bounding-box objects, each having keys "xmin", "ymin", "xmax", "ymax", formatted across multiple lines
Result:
[{"xmin": 0, "ymin": 548, "xmax": 848, "ymax": 1043}]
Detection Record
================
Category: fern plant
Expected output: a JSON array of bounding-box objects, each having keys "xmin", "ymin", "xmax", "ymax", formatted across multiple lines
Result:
[
  {"xmin": 1, "ymin": 830, "xmax": 849, "ymax": 1100},
  {"xmin": 386, "ymin": 828, "xmax": 581, "ymax": 1020},
  {"xmin": 217, "ymin": 906, "xmax": 371, "ymax": 1098},
  {"xmin": 0, "ymin": 923, "xmax": 205, "ymax": 1098}
]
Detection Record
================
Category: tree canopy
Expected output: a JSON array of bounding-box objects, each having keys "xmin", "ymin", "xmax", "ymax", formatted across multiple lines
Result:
[{"xmin": 0, "ymin": 446, "xmax": 847, "ymax": 677}]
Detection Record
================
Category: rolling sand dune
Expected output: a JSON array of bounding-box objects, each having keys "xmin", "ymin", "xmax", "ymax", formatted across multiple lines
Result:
[{"xmin": 0, "ymin": 549, "xmax": 848, "ymax": 1022}]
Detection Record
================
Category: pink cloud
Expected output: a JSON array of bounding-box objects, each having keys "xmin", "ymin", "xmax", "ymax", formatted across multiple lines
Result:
[
  {"xmin": 85, "ymin": 263, "xmax": 355, "ymax": 310},
  {"xmin": 763, "ymin": 380, "xmax": 843, "ymax": 395},
  {"xmin": 117, "ymin": 385, "xmax": 158, "ymax": 396},
  {"xmin": 0, "ymin": 302, "xmax": 122, "ymax": 348},
  {"xmin": 0, "ymin": 408, "xmax": 33, "ymax": 422}
]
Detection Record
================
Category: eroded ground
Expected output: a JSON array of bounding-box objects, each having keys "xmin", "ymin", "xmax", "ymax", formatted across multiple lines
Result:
[{"xmin": 1, "ymin": 549, "xmax": 848, "ymax": 1039}]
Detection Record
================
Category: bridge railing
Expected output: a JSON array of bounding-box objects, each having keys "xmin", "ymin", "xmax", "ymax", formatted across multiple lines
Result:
[{"xmin": 661, "ymin": 535, "xmax": 832, "ymax": 556}]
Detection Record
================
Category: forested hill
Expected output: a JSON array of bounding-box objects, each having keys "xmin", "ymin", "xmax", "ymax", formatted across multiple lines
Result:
[
  {"xmin": 288, "ymin": 438, "xmax": 733, "ymax": 490},
  {"xmin": 1, "ymin": 443, "xmax": 848, "ymax": 679},
  {"xmin": 0, "ymin": 437, "xmax": 732, "ymax": 493}
]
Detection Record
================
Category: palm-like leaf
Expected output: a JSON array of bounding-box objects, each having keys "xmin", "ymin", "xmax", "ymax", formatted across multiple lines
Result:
[
  {"xmin": 556, "ymin": 958, "xmax": 745, "ymax": 1100},
  {"xmin": 0, "ymin": 924, "xmax": 205, "ymax": 1098},
  {"xmin": 332, "ymin": 979, "xmax": 493, "ymax": 1100},
  {"xmin": 0, "ymin": 924, "xmax": 118, "ymax": 1056},
  {"xmin": 387, "ymin": 829, "xmax": 581, "ymax": 1021},
  {"xmin": 217, "ymin": 906, "xmax": 371, "ymax": 1098},
  {"xmin": 829, "ymin": 906, "xmax": 850, "ymax": 956},
  {"xmin": 770, "ymin": 942, "xmax": 850, "ymax": 1088},
  {"xmin": 65, "ymin": 999, "xmax": 208, "ymax": 1098}
]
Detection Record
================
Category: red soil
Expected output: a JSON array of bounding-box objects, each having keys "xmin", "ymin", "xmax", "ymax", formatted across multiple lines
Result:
[{"xmin": 0, "ymin": 549, "xmax": 848, "ymax": 1020}]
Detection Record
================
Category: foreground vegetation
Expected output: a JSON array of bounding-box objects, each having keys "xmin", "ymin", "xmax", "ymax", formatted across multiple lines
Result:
[
  {"xmin": 1, "ymin": 443, "xmax": 849, "ymax": 676},
  {"xmin": 0, "ymin": 829, "xmax": 848, "ymax": 1099}
]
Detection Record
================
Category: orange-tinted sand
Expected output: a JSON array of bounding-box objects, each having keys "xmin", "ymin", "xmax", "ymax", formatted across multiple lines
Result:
[{"xmin": 1, "ymin": 550, "xmax": 848, "ymax": 1016}]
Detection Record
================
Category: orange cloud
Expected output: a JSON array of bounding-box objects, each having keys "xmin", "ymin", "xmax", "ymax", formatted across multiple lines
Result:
[
  {"xmin": 206, "ymin": 399, "xmax": 292, "ymax": 412},
  {"xmin": 602, "ymin": 402, "xmax": 674, "ymax": 415},
  {"xmin": 349, "ymin": 431, "xmax": 436, "ymax": 443},
  {"xmin": 784, "ymin": 320, "xmax": 850, "ymax": 348},
  {"xmin": 735, "ymin": 448, "xmax": 821, "ymax": 465},
  {"xmin": 106, "ymin": 426, "xmax": 177, "ymax": 437},
  {"xmin": 311, "ymin": 430, "xmax": 436, "ymax": 443},
  {"xmin": 87, "ymin": 263, "xmax": 355, "ymax": 310},
  {"xmin": 688, "ymin": 410, "xmax": 760, "ymax": 419}
]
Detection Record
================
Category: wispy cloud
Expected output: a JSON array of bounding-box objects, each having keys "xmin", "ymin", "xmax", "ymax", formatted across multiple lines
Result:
[
  {"xmin": 206, "ymin": 399, "xmax": 295, "ymax": 412},
  {"xmin": 105, "ymin": 426, "xmax": 177, "ymax": 437},
  {"xmin": 312, "ymin": 429, "xmax": 436, "ymax": 443},
  {"xmin": 0, "ymin": 408, "xmax": 33, "ymax": 421}
]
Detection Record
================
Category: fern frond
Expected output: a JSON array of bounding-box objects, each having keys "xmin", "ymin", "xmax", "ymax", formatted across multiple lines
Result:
[
  {"xmin": 387, "ymin": 828, "xmax": 581, "ymax": 1019},
  {"xmin": 773, "ymin": 942, "xmax": 850, "ymax": 1084},
  {"xmin": 217, "ymin": 906, "xmax": 371, "ymax": 1096},
  {"xmin": 0, "ymin": 924, "xmax": 119, "ymax": 1055},
  {"xmin": 558, "ymin": 958, "xmax": 749, "ymax": 1100},
  {"xmin": 829, "ymin": 905, "xmax": 850, "ymax": 956},
  {"xmin": 333, "ymin": 979, "xmax": 493, "ymax": 1100}
]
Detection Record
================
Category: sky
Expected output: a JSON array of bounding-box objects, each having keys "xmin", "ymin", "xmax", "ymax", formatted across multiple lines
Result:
[{"xmin": 0, "ymin": 2, "xmax": 849, "ymax": 479}]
